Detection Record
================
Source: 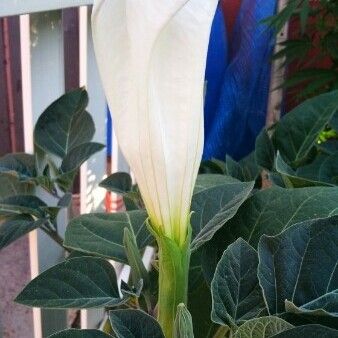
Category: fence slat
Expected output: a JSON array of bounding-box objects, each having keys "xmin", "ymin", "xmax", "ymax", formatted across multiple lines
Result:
[
  {"xmin": 0, "ymin": 1, "xmax": 93, "ymax": 18},
  {"xmin": 79, "ymin": 6, "xmax": 107, "ymax": 329}
]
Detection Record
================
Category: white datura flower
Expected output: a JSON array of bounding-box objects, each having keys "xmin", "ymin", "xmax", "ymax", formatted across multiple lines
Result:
[{"xmin": 92, "ymin": 0, "xmax": 218, "ymax": 246}]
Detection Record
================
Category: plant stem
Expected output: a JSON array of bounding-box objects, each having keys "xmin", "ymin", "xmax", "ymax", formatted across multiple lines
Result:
[
  {"xmin": 41, "ymin": 225, "xmax": 68, "ymax": 252},
  {"xmin": 157, "ymin": 233, "xmax": 191, "ymax": 338}
]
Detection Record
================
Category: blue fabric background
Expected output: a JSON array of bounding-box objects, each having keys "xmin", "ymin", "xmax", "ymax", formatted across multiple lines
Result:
[{"xmin": 203, "ymin": 0, "xmax": 277, "ymax": 160}]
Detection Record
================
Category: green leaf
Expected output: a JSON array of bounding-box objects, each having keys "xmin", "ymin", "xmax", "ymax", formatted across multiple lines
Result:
[
  {"xmin": 100, "ymin": 172, "xmax": 133, "ymax": 194},
  {"xmin": 0, "ymin": 153, "xmax": 36, "ymax": 179},
  {"xmin": 61, "ymin": 142, "xmax": 105, "ymax": 173},
  {"xmin": 190, "ymin": 181, "xmax": 254, "ymax": 251},
  {"xmin": 0, "ymin": 175, "xmax": 33, "ymax": 199},
  {"xmin": 232, "ymin": 316, "xmax": 293, "ymax": 338},
  {"xmin": 258, "ymin": 216, "xmax": 338, "ymax": 316},
  {"xmin": 174, "ymin": 304, "xmax": 194, "ymax": 338},
  {"xmin": 194, "ymin": 174, "xmax": 239, "ymax": 194},
  {"xmin": 48, "ymin": 329, "xmax": 112, "ymax": 337},
  {"xmin": 0, "ymin": 195, "xmax": 47, "ymax": 217},
  {"xmin": 64, "ymin": 211, "xmax": 152, "ymax": 263},
  {"xmin": 202, "ymin": 186, "xmax": 338, "ymax": 283},
  {"xmin": 109, "ymin": 309, "xmax": 164, "ymax": 338},
  {"xmin": 255, "ymin": 129, "xmax": 275, "ymax": 171},
  {"xmin": 285, "ymin": 291, "xmax": 338, "ymax": 317},
  {"xmin": 272, "ymin": 91, "xmax": 338, "ymax": 167},
  {"xmin": 58, "ymin": 193, "xmax": 72, "ymax": 207},
  {"xmin": 56, "ymin": 170, "xmax": 77, "ymax": 192},
  {"xmin": 199, "ymin": 159, "xmax": 226, "ymax": 175},
  {"xmin": 0, "ymin": 215, "xmax": 45, "ymax": 249},
  {"xmin": 123, "ymin": 228, "xmax": 150, "ymax": 288},
  {"xmin": 225, "ymin": 155, "xmax": 260, "ymax": 183},
  {"xmin": 275, "ymin": 153, "xmax": 332, "ymax": 188},
  {"xmin": 272, "ymin": 324, "xmax": 338, "ymax": 337},
  {"xmin": 15, "ymin": 257, "xmax": 123, "ymax": 309},
  {"xmin": 34, "ymin": 88, "xmax": 94, "ymax": 158},
  {"xmin": 319, "ymin": 152, "xmax": 338, "ymax": 185},
  {"xmin": 211, "ymin": 239, "xmax": 266, "ymax": 328},
  {"xmin": 188, "ymin": 281, "xmax": 219, "ymax": 338}
]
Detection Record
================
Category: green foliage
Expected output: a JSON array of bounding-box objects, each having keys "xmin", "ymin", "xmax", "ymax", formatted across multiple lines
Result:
[
  {"xmin": 0, "ymin": 88, "xmax": 104, "ymax": 251},
  {"xmin": 266, "ymin": 0, "xmax": 338, "ymax": 98},
  {"xmin": 64, "ymin": 211, "xmax": 151, "ymax": 263},
  {"xmin": 15, "ymin": 257, "xmax": 125, "ymax": 309},
  {"xmin": 211, "ymin": 239, "xmax": 266, "ymax": 328},
  {"xmin": 109, "ymin": 309, "xmax": 164, "ymax": 338},
  {"xmin": 10, "ymin": 90, "xmax": 338, "ymax": 337}
]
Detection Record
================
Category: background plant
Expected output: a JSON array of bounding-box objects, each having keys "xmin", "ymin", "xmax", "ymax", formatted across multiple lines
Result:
[{"xmin": 265, "ymin": 0, "xmax": 338, "ymax": 99}]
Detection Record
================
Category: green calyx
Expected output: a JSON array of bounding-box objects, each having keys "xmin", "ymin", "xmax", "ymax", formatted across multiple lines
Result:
[{"xmin": 149, "ymin": 221, "xmax": 191, "ymax": 338}]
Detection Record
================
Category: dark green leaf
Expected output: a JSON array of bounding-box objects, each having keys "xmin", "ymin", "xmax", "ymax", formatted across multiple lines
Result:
[
  {"xmin": 275, "ymin": 152, "xmax": 332, "ymax": 187},
  {"xmin": 0, "ymin": 195, "xmax": 47, "ymax": 217},
  {"xmin": 203, "ymin": 186, "xmax": 338, "ymax": 283},
  {"xmin": 64, "ymin": 211, "xmax": 151, "ymax": 263},
  {"xmin": 191, "ymin": 181, "xmax": 254, "ymax": 251},
  {"xmin": 255, "ymin": 129, "xmax": 275, "ymax": 171},
  {"xmin": 48, "ymin": 329, "xmax": 112, "ymax": 337},
  {"xmin": 199, "ymin": 160, "xmax": 226, "ymax": 175},
  {"xmin": 16, "ymin": 257, "xmax": 123, "ymax": 309},
  {"xmin": 99, "ymin": 173, "xmax": 133, "ymax": 194},
  {"xmin": 0, "ymin": 153, "xmax": 36, "ymax": 179},
  {"xmin": 238, "ymin": 152, "xmax": 261, "ymax": 183},
  {"xmin": 193, "ymin": 174, "xmax": 239, "ymax": 194},
  {"xmin": 58, "ymin": 193, "xmax": 72, "ymax": 207},
  {"xmin": 0, "ymin": 175, "xmax": 33, "ymax": 199},
  {"xmin": 319, "ymin": 152, "xmax": 338, "ymax": 185},
  {"xmin": 232, "ymin": 316, "xmax": 293, "ymax": 338},
  {"xmin": 109, "ymin": 309, "xmax": 164, "ymax": 338},
  {"xmin": 272, "ymin": 324, "xmax": 338, "ymax": 337},
  {"xmin": 56, "ymin": 170, "xmax": 77, "ymax": 192},
  {"xmin": 211, "ymin": 239, "xmax": 266, "ymax": 328},
  {"xmin": 174, "ymin": 304, "xmax": 194, "ymax": 338},
  {"xmin": 34, "ymin": 88, "xmax": 94, "ymax": 158},
  {"xmin": 61, "ymin": 142, "xmax": 105, "ymax": 173},
  {"xmin": 188, "ymin": 281, "xmax": 218, "ymax": 338},
  {"xmin": 272, "ymin": 90, "xmax": 338, "ymax": 167},
  {"xmin": 0, "ymin": 215, "xmax": 45, "ymax": 249},
  {"xmin": 258, "ymin": 217, "xmax": 338, "ymax": 316}
]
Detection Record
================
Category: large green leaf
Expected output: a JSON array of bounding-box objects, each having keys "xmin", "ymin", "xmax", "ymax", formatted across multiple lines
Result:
[
  {"xmin": 272, "ymin": 90, "xmax": 338, "ymax": 167},
  {"xmin": 225, "ymin": 155, "xmax": 260, "ymax": 183},
  {"xmin": 0, "ymin": 175, "xmax": 33, "ymax": 199},
  {"xmin": 34, "ymin": 88, "xmax": 94, "ymax": 158},
  {"xmin": 174, "ymin": 304, "xmax": 194, "ymax": 338},
  {"xmin": 99, "ymin": 173, "xmax": 133, "ymax": 194},
  {"xmin": 272, "ymin": 325, "xmax": 338, "ymax": 337},
  {"xmin": 258, "ymin": 217, "xmax": 338, "ymax": 316},
  {"xmin": 202, "ymin": 186, "xmax": 338, "ymax": 283},
  {"xmin": 0, "ymin": 153, "xmax": 36, "ymax": 179},
  {"xmin": 109, "ymin": 309, "xmax": 164, "ymax": 338},
  {"xmin": 232, "ymin": 317, "xmax": 293, "ymax": 338},
  {"xmin": 48, "ymin": 329, "xmax": 112, "ymax": 337},
  {"xmin": 64, "ymin": 211, "xmax": 151, "ymax": 263},
  {"xmin": 0, "ymin": 195, "xmax": 47, "ymax": 217},
  {"xmin": 211, "ymin": 239, "xmax": 266, "ymax": 328},
  {"xmin": 275, "ymin": 153, "xmax": 332, "ymax": 188},
  {"xmin": 190, "ymin": 181, "xmax": 254, "ymax": 251},
  {"xmin": 0, "ymin": 215, "xmax": 45, "ymax": 249},
  {"xmin": 60, "ymin": 142, "xmax": 105, "ymax": 173},
  {"xmin": 193, "ymin": 174, "xmax": 239, "ymax": 194},
  {"xmin": 188, "ymin": 281, "xmax": 218, "ymax": 338},
  {"xmin": 15, "ymin": 257, "xmax": 123, "ymax": 308}
]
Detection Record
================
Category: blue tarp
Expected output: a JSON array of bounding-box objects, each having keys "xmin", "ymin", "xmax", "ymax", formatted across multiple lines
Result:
[{"xmin": 203, "ymin": 0, "xmax": 277, "ymax": 161}]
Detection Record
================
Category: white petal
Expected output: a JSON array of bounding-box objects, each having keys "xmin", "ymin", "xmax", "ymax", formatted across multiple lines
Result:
[{"xmin": 92, "ymin": 0, "xmax": 218, "ymax": 244}]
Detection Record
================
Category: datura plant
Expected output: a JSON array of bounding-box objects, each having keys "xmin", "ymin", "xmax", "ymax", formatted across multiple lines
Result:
[
  {"xmin": 92, "ymin": 0, "xmax": 218, "ymax": 336},
  {"xmin": 2, "ymin": 3, "xmax": 338, "ymax": 338}
]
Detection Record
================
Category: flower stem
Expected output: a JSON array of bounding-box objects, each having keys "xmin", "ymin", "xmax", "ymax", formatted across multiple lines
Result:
[{"xmin": 157, "ymin": 232, "xmax": 191, "ymax": 338}]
